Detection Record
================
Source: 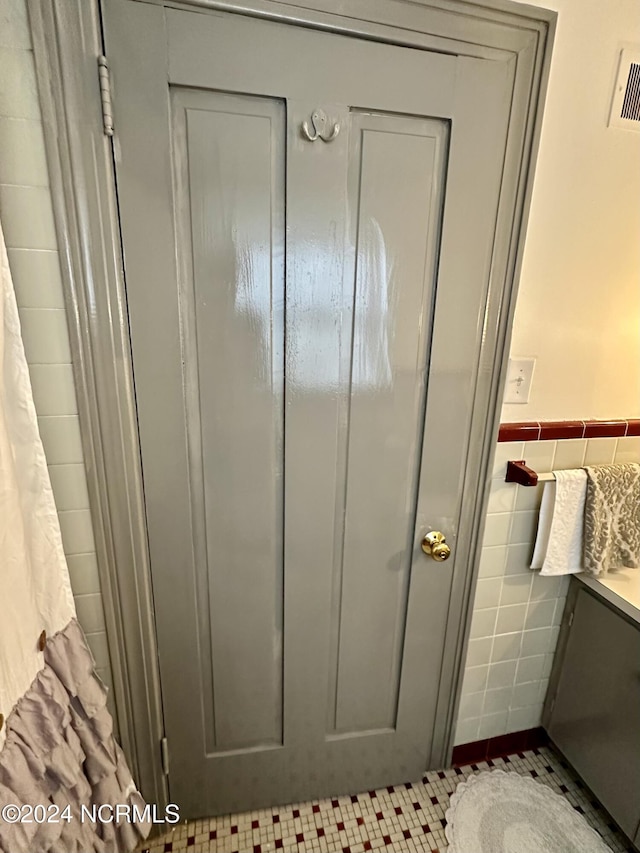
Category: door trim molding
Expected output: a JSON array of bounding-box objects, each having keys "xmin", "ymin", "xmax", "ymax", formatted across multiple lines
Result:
[
  {"xmin": 27, "ymin": 0, "xmax": 167, "ymax": 806},
  {"xmin": 28, "ymin": 0, "xmax": 555, "ymax": 801}
]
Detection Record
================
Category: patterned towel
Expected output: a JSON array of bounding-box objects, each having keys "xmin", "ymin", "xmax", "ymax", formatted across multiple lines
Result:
[{"xmin": 583, "ymin": 463, "xmax": 640, "ymax": 576}]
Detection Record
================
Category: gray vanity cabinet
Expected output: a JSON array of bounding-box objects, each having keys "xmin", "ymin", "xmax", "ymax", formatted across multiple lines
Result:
[{"xmin": 543, "ymin": 581, "xmax": 640, "ymax": 841}]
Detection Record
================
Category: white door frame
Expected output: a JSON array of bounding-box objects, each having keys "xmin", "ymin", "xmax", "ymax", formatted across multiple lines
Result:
[{"xmin": 27, "ymin": 0, "xmax": 555, "ymax": 808}]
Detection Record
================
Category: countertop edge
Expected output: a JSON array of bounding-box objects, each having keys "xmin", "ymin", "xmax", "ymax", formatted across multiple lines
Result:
[{"xmin": 575, "ymin": 572, "xmax": 640, "ymax": 626}]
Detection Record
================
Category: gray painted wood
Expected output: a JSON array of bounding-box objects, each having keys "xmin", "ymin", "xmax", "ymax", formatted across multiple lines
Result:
[
  {"xmin": 104, "ymin": 0, "xmax": 525, "ymax": 818},
  {"xmin": 172, "ymin": 90, "xmax": 286, "ymax": 752},
  {"xmin": 27, "ymin": 0, "xmax": 168, "ymax": 806},
  {"xmin": 31, "ymin": 0, "xmax": 555, "ymax": 814},
  {"xmin": 546, "ymin": 587, "xmax": 640, "ymax": 841},
  {"xmin": 332, "ymin": 113, "xmax": 446, "ymax": 734}
]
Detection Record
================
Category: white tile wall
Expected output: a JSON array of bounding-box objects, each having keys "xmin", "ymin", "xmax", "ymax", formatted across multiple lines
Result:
[
  {"xmin": 0, "ymin": 0, "xmax": 116, "ymax": 722},
  {"xmin": 455, "ymin": 434, "xmax": 640, "ymax": 745}
]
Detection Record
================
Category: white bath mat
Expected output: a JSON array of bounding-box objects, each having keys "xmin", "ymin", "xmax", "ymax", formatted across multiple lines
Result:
[{"xmin": 444, "ymin": 770, "xmax": 612, "ymax": 853}]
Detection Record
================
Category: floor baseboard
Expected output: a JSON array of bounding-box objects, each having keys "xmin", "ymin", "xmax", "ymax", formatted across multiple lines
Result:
[{"xmin": 451, "ymin": 726, "xmax": 549, "ymax": 766}]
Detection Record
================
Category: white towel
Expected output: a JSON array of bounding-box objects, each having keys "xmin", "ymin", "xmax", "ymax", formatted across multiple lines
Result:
[{"xmin": 531, "ymin": 469, "xmax": 587, "ymax": 576}]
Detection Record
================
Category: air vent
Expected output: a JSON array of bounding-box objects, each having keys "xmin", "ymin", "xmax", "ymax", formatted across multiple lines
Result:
[{"xmin": 609, "ymin": 49, "xmax": 640, "ymax": 131}]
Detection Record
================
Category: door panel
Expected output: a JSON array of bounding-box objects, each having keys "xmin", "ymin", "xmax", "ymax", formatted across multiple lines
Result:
[
  {"xmin": 171, "ymin": 89, "xmax": 286, "ymax": 753},
  {"xmin": 331, "ymin": 113, "xmax": 447, "ymax": 735},
  {"xmin": 104, "ymin": 0, "xmax": 514, "ymax": 816}
]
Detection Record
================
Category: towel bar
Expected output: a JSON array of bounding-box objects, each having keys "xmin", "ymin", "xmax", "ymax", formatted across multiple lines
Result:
[{"xmin": 505, "ymin": 459, "xmax": 556, "ymax": 486}]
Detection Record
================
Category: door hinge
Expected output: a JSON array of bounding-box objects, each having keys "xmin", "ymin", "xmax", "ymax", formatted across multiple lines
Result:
[
  {"xmin": 97, "ymin": 55, "xmax": 114, "ymax": 137},
  {"xmin": 160, "ymin": 736, "xmax": 170, "ymax": 776}
]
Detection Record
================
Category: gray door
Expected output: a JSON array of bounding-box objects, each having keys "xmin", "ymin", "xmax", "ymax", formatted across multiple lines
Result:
[{"xmin": 104, "ymin": 0, "xmax": 512, "ymax": 816}]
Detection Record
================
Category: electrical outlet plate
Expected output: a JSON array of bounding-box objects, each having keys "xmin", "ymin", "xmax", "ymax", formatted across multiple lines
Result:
[{"xmin": 504, "ymin": 357, "xmax": 535, "ymax": 404}]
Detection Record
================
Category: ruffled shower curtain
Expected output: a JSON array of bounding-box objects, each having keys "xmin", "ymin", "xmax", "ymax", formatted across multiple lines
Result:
[{"xmin": 0, "ymin": 223, "xmax": 150, "ymax": 852}]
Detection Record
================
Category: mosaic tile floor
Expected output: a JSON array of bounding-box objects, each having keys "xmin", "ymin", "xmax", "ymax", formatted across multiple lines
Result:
[{"xmin": 140, "ymin": 746, "xmax": 634, "ymax": 853}]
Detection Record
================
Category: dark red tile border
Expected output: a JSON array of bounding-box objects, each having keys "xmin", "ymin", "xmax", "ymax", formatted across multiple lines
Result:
[
  {"xmin": 498, "ymin": 422, "xmax": 540, "ymax": 442},
  {"xmin": 498, "ymin": 419, "xmax": 639, "ymax": 442},
  {"xmin": 451, "ymin": 727, "xmax": 549, "ymax": 766},
  {"xmin": 538, "ymin": 420, "xmax": 584, "ymax": 441},
  {"xmin": 583, "ymin": 420, "xmax": 627, "ymax": 438},
  {"xmin": 450, "ymin": 739, "xmax": 486, "ymax": 766},
  {"xmin": 627, "ymin": 419, "xmax": 640, "ymax": 436}
]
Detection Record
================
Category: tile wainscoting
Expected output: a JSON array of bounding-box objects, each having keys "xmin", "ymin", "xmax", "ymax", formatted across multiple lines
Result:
[{"xmin": 455, "ymin": 425, "xmax": 640, "ymax": 746}]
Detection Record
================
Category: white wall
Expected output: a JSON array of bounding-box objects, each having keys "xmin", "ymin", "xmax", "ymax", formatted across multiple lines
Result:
[
  {"xmin": 0, "ymin": 0, "xmax": 116, "ymax": 724},
  {"xmin": 503, "ymin": 0, "xmax": 640, "ymax": 423}
]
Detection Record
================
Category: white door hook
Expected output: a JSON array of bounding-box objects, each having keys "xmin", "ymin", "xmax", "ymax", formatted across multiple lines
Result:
[{"xmin": 301, "ymin": 108, "xmax": 340, "ymax": 142}]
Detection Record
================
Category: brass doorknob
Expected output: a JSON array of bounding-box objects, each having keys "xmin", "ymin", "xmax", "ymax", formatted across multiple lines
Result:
[{"xmin": 421, "ymin": 531, "xmax": 451, "ymax": 562}]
